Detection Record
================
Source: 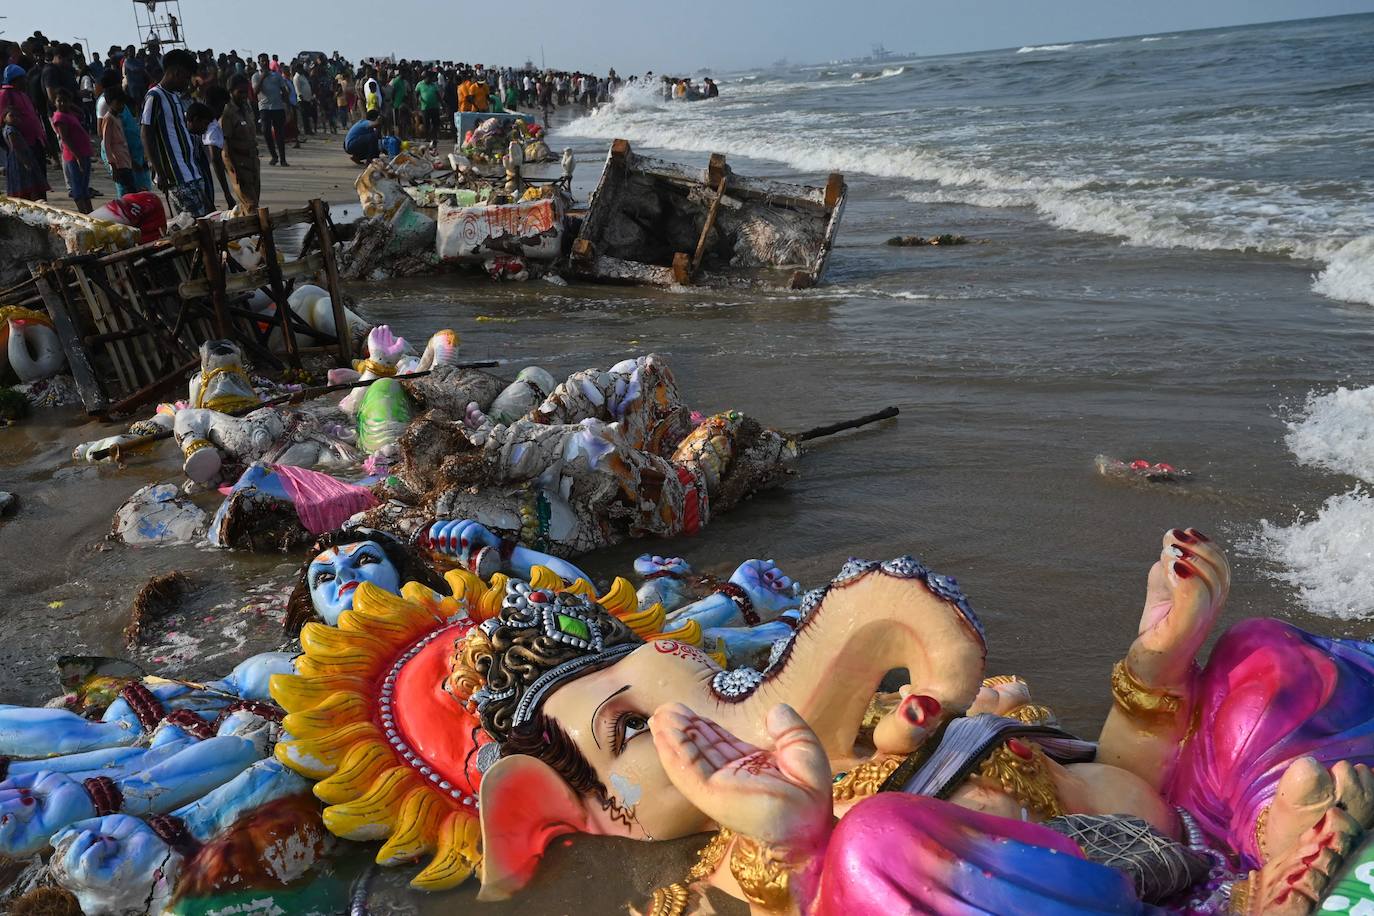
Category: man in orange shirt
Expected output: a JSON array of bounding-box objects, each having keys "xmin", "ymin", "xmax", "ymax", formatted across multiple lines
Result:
[
  {"xmin": 457, "ymin": 74, "xmax": 475, "ymax": 112},
  {"xmin": 469, "ymin": 74, "xmax": 490, "ymax": 111}
]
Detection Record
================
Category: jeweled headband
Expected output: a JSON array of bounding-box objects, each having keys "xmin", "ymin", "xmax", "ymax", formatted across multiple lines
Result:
[{"xmin": 466, "ymin": 580, "xmax": 643, "ymax": 742}]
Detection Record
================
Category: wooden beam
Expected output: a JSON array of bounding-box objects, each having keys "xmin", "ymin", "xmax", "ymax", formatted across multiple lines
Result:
[
  {"xmin": 197, "ymin": 221, "xmax": 230, "ymax": 337},
  {"xmin": 167, "ymin": 205, "xmax": 316, "ymax": 251},
  {"xmin": 691, "ymin": 174, "xmax": 728, "ymax": 275},
  {"xmin": 310, "ymin": 199, "xmax": 352, "ymax": 365},
  {"xmin": 824, "ymin": 173, "xmax": 845, "ymax": 210},
  {"xmin": 707, "ymin": 153, "xmax": 727, "ymax": 189},
  {"xmin": 177, "ymin": 253, "xmax": 323, "ymax": 299},
  {"xmin": 257, "ymin": 208, "xmax": 301, "ymax": 368},
  {"xmin": 671, "ymin": 252, "xmax": 692, "ymax": 286},
  {"xmin": 31, "ymin": 264, "xmax": 108, "ymax": 416}
]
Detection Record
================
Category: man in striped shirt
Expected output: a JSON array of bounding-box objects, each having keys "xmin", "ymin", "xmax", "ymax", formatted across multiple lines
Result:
[{"xmin": 140, "ymin": 49, "xmax": 211, "ymax": 217}]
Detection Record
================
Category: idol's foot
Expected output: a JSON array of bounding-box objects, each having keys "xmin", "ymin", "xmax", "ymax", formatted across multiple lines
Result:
[
  {"xmin": 1263, "ymin": 756, "xmax": 1374, "ymax": 864},
  {"xmin": 1126, "ymin": 528, "xmax": 1230, "ymax": 691},
  {"xmin": 1246, "ymin": 802, "xmax": 1364, "ymax": 913}
]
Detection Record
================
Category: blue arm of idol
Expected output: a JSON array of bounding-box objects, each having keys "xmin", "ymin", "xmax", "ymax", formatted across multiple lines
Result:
[
  {"xmin": 510, "ymin": 545, "xmax": 592, "ymax": 586},
  {"xmin": 209, "ymin": 652, "xmax": 299, "ymax": 703},
  {"xmin": 0, "ymin": 707, "xmax": 142, "ymax": 757},
  {"xmin": 116, "ymin": 733, "xmax": 265, "ymax": 818},
  {"xmin": 173, "ymin": 758, "xmax": 310, "ymax": 842},
  {"xmin": 703, "ymin": 616, "xmax": 800, "ymax": 662},
  {"xmin": 6, "ymin": 727, "xmax": 196, "ymax": 780},
  {"xmin": 665, "ymin": 594, "xmax": 737, "ymax": 630}
]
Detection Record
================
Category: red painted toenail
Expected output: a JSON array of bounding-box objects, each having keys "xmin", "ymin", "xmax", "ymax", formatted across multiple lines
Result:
[
  {"xmin": 1190, "ymin": 530, "xmax": 1211, "ymax": 542},
  {"xmin": 1173, "ymin": 561, "xmax": 1193, "ymax": 579},
  {"xmin": 1172, "ymin": 529, "xmax": 1196, "ymax": 543},
  {"xmin": 1007, "ymin": 738, "xmax": 1034, "ymax": 760}
]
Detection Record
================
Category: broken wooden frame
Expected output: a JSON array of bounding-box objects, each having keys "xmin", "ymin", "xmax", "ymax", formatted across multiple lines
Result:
[
  {"xmin": 569, "ymin": 139, "xmax": 847, "ymax": 290},
  {"xmin": 20, "ymin": 200, "xmax": 353, "ymax": 418}
]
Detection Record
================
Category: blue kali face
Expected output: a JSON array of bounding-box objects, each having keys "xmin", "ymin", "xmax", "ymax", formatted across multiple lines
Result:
[{"xmin": 307, "ymin": 541, "xmax": 401, "ymax": 625}]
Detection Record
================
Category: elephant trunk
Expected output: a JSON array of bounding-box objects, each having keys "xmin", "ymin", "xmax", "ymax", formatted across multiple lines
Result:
[{"xmin": 708, "ymin": 559, "xmax": 988, "ymax": 762}]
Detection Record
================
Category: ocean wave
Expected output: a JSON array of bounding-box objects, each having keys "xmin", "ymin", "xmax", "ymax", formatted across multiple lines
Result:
[
  {"xmin": 1285, "ymin": 385, "xmax": 1374, "ymax": 483},
  {"xmin": 1313, "ymin": 236, "xmax": 1374, "ymax": 308},
  {"xmin": 1017, "ymin": 44, "xmax": 1075, "ymax": 54},
  {"xmin": 1254, "ymin": 488, "xmax": 1374, "ymax": 620},
  {"xmin": 851, "ymin": 66, "xmax": 908, "ymax": 81},
  {"xmin": 1248, "ymin": 386, "xmax": 1374, "ymax": 620}
]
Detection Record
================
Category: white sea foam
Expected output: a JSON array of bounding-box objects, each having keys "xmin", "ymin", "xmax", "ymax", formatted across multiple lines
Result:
[
  {"xmin": 1017, "ymin": 44, "xmax": 1075, "ymax": 54},
  {"xmin": 1256, "ymin": 489, "xmax": 1374, "ymax": 620},
  {"xmin": 1252, "ymin": 386, "xmax": 1374, "ymax": 619},
  {"xmin": 851, "ymin": 67, "xmax": 907, "ymax": 82},
  {"xmin": 1285, "ymin": 386, "xmax": 1374, "ymax": 483},
  {"xmin": 1313, "ymin": 236, "xmax": 1374, "ymax": 308}
]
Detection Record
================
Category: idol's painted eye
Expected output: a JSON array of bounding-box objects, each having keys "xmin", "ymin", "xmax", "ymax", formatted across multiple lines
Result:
[
  {"xmin": 611, "ymin": 712, "xmax": 650, "ymax": 755},
  {"xmin": 357, "ymin": 551, "xmax": 381, "ymax": 566},
  {"xmin": 312, "ymin": 570, "xmax": 335, "ymax": 588}
]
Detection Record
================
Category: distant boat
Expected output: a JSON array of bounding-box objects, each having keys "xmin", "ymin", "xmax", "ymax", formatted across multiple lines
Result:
[{"xmin": 836, "ymin": 43, "xmax": 917, "ymax": 65}]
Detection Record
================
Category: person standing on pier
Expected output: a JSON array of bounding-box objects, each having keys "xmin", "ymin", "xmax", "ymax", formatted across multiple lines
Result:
[
  {"xmin": 219, "ymin": 75, "xmax": 261, "ymax": 212},
  {"xmin": 141, "ymin": 49, "xmax": 211, "ymax": 217}
]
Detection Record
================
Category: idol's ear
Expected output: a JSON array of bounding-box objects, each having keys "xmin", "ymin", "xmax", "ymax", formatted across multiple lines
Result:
[{"xmin": 476, "ymin": 754, "xmax": 592, "ymax": 901}]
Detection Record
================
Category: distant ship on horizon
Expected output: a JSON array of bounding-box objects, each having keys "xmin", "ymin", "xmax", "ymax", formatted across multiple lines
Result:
[{"xmin": 831, "ymin": 43, "xmax": 916, "ymax": 66}]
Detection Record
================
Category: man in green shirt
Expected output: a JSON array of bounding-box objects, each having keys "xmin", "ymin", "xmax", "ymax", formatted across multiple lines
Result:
[
  {"xmin": 416, "ymin": 71, "xmax": 441, "ymax": 143},
  {"xmin": 389, "ymin": 68, "xmax": 412, "ymax": 141}
]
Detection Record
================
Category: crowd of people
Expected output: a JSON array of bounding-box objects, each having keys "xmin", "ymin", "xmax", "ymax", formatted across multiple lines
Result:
[{"xmin": 0, "ymin": 29, "xmax": 644, "ymax": 219}]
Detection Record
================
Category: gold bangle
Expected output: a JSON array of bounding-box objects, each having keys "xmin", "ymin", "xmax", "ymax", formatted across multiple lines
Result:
[
  {"xmin": 729, "ymin": 835, "xmax": 792, "ymax": 912},
  {"xmin": 1229, "ymin": 871, "xmax": 1257, "ymax": 914},
  {"xmin": 831, "ymin": 756, "xmax": 901, "ymax": 802},
  {"xmin": 181, "ymin": 437, "xmax": 214, "ymax": 457},
  {"xmin": 1110, "ymin": 659, "xmax": 1183, "ymax": 719},
  {"xmin": 685, "ymin": 828, "xmax": 733, "ymax": 883},
  {"xmin": 982, "ymin": 674, "xmax": 1027, "ymax": 687}
]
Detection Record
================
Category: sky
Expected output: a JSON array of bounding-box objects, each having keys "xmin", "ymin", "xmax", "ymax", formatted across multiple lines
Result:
[{"xmin": 4, "ymin": 0, "xmax": 1373, "ymax": 74}]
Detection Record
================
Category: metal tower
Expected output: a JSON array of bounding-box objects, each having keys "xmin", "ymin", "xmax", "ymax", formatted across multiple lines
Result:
[{"xmin": 131, "ymin": 0, "xmax": 187, "ymax": 51}]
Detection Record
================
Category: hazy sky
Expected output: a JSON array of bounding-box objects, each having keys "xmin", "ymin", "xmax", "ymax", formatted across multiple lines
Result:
[{"xmin": 5, "ymin": 0, "xmax": 1373, "ymax": 73}]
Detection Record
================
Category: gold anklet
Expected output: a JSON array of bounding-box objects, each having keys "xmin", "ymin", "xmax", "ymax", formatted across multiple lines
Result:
[
  {"xmin": 976, "ymin": 739, "xmax": 1064, "ymax": 819},
  {"xmin": 1111, "ymin": 659, "xmax": 1183, "ymax": 718}
]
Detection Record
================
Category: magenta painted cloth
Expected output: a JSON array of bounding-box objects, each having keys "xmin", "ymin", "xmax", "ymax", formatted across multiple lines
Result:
[
  {"xmin": 813, "ymin": 793, "xmax": 1155, "ymax": 915},
  {"xmin": 273, "ymin": 464, "xmax": 379, "ymax": 535},
  {"xmin": 1164, "ymin": 617, "xmax": 1374, "ymax": 868}
]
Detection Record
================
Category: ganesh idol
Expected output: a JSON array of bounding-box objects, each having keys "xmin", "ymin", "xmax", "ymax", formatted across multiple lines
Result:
[{"xmin": 263, "ymin": 527, "xmax": 1374, "ymax": 915}]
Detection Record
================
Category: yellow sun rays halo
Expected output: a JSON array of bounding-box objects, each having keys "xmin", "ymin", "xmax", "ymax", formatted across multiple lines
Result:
[{"xmin": 271, "ymin": 564, "xmax": 713, "ymax": 890}]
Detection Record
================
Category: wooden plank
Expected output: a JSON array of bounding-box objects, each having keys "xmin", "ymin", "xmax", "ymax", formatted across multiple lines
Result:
[
  {"xmin": 691, "ymin": 174, "xmax": 728, "ymax": 274},
  {"xmin": 824, "ymin": 173, "xmax": 845, "ymax": 211},
  {"xmin": 257, "ymin": 208, "xmax": 301, "ymax": 368},
  {"xmin": 30, "ymin": 264, "xmax": 108, "ymax": 415},
  {"xmin": 310, "ymin": 199, "xmax": 352, "ymax": 365},
  {"xmin": 197, "ymin": 221, "xmax": 231, "ymax": 337},
  {"xmin": 707, "ymin": 153, "xmax": 727, "ymax": 189},
  {"xmin": 104, "ymin": 261, "xmax": 164, "ymax": 385},
  {"xmin": 671, "ymin": 252, "xmax": 692, "ymax": 286},
  {"xmin": 68, "ymin": 264, "xmax": 137, "ymax": 394},
  {"xmin": 177, "ymin": 253, "xmax": 323, "ymax": 299},
  {"xmin": 166, "ymin": 206, "xmax": 316, "ymax": 251}
]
